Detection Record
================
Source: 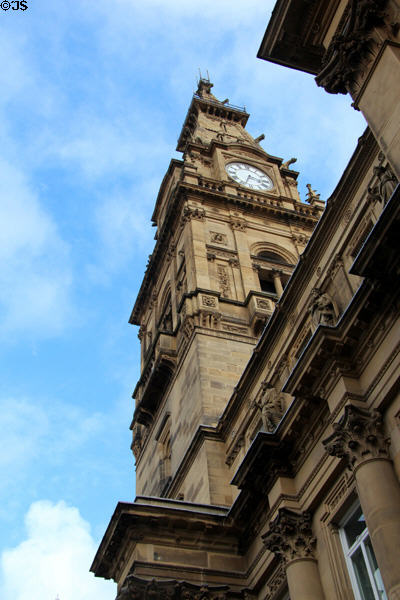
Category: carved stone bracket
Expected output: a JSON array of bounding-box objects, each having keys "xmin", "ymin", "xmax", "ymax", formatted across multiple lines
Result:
[
  {"xmin": 316, "ymin": 0, "xmax": 388, "ymax": 95},
  {"xmin": 323, "ymin": 404, "xmax": 390, "ymax": 471},
  {"xmin": 230, "ymin": 218, "xmax": 247, "ymax": 231},
  {"xmin": 228, "ymin": 257, "xmax": 239, "ymax": 268},
  {"xmin": 181, "ymin": 206, "xmax": 206, "ymax": 224},
  {"xmin": 200, "ymin": 311, "xmax": 221, "ymax": 330},
  {"xmin": 263, "ymin": 509, "xmax": 316, "ymax": 564}
]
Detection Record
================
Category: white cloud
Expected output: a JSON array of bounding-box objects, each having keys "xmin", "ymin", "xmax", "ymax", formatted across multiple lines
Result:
[
  {"xmin": 0, "ymin": 396, "xmax": 106, "ymax": 489},
  {"xmin": 0, "ymin": 159, "xmax": 73, "ymax": 340},
  {"xmin": 0, "ymin": 500, "xmax": 115, "ymax": 600},
  {"xmin": 93, "ymin": 185, "xmax": 157, "ymax": 276}
]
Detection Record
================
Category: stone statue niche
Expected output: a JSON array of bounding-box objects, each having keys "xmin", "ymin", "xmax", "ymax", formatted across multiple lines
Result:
[{"xmin": 254, "ymin": 384, "xmax": 285, "ymax": 432}]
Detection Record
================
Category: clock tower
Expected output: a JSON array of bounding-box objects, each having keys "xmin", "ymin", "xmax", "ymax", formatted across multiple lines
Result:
[
  {"xmin": 129, "ymin": 78, "xmax": 323, "ymax": 505},
  {"xmin": 92, "ymin": 79, "xmax": 324, "ymax": 593}
]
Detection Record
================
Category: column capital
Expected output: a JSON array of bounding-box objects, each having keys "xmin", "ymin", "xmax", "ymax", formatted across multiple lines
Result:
[
  {"xmin": 262, "ymin": 509, "xmax": 316, "ymax": 564},
  {"xmin": 323, "ymin": 404, "xmax": 390, "ymax": 471}
]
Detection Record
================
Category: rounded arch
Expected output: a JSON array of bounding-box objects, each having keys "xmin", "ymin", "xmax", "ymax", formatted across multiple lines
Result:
[{"xmin": 250, "ymin": 242, "xmax": 297, "ymax": 266}]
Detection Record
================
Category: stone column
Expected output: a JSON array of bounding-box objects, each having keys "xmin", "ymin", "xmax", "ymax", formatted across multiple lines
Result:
[
  {"xmin": 272, "ymin": 270, "xmax": 284, "ymax": 296},
  {"xmin": 323, "ymin": 404, "xmax": 400, "ymax": 600},
  {"xmin": 263, "ymin": 509, "xmax": 325, "ymax": 600}
]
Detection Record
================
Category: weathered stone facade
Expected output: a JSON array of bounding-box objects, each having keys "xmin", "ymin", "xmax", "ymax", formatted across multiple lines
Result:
[{"xmin": 92, "ymin": 3, "xmax": 400, "ymax": 599}]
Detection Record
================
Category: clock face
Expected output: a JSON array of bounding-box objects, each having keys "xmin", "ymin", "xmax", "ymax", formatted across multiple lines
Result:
[{"xmin": 226, "ymin": 162, "xmax": 274, "ymax": 191}]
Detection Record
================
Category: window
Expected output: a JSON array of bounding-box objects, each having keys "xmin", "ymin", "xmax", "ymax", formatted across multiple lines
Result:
[
  {"xmin": 340, "ymin": 504, "xmax": 387, "ymax": 600},
  {"xmin": 259, "ymin": 271, "xmax": 276, "ymax": 294},
  {"xmin": 258, "ymin": 250, "xmax": 288, "ymax": 265}
]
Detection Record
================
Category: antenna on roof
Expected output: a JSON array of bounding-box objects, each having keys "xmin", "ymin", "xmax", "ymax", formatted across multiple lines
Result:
[{"xmin": 206, "ymin": 69, "xmax": 210, "ymax": 81}]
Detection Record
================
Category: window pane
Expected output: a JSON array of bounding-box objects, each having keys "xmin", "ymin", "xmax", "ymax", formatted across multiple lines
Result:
[
  {"xmin": 344, "ymin": 505, "xmax": 366, "ymax": 548},
  {"xmin": 365, "ymin": 537, "xmax": 387, "ymax": 599},
  {"xmin": 351, "ymin": 546, "xmax": 375, "ymax": 600}
]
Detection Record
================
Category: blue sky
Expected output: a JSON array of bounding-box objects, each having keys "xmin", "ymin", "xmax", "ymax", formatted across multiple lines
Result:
[{"xmin": 0, "ymin": 1, "xmax": 366, "ymax": 598}]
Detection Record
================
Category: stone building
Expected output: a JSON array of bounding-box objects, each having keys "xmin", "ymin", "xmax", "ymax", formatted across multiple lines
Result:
[{"xmin": 91, "ymin": 2, "xmax": 400, "ymax": 599}]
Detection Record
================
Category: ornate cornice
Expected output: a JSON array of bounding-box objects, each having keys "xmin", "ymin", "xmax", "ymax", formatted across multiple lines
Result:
[
  {"xmin": 323, "ymin": 404, "xmax": 390, "ymax": 471},
  {"xmin": 117, "ymin": 576, "xmax": 254, "ymax": 600},
  {"xmin": 262, "ymin": 509, "xmax": 316, "ymax": 564}
]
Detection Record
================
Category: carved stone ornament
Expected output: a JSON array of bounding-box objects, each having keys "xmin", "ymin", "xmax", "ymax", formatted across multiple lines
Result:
[
  {"xmin": 323, "ymin": 404, "xmax": 390, "ymax": 471},
  {"xmin": 368, "ymin": 164, "xmax": 398, "ymax": 205},
  {"xmin": 316, "ymin": 0, "xmax": 388, "ymax": 95},
  {"xmin": 264, "ymin": 562, "xmax": 287, "ymax": 600},
  {"xmin": 202, "ymin": 295, "xmax": 217, "ymax": 307},
  {"xmin": 254, "ymin": 385, "xmax": 285, "ymax": 432},
  {"xmin": 181, "ymin": 206, "xmax": 206, "ymax": 223},
  {"xmin": 306, "ymin": 183, "xmax": 320, "ymax": 204},
  {"xmin": 217, "ymin": 264, "xmax": 231, "ymax": 298},
  {"xmin": 210, "ymin": 231, "xmax": 228, "ymax": 245},
  {"xmin": 262, "ymin": 509, "xmax": 316, "ymax": 564},
  {"xmin": 116, "ymin": 575, "xmax": 254, "ymax": 600},
  {"xmin": 182, "ymin": 316, "xmax": 195, "ymax": 340},
  {"xmin": 256, "ymin": 298, "xmax": 272, "ymax": 311},
  {"xmin": 229, "ymin": 218, "xmax": 246, "ymax": 231},
  {"xmin": 131, "ymin": 423, "xmax": 148, "ymax": 460},
  {"xmin": 309, "ymin": 289, "xmax": 336, "ymax": 328}
]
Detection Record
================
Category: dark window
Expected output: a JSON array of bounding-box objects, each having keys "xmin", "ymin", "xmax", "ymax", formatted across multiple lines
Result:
[{"xmin": 258, "ymin": 251, "xmax": 288, "ymax": 264}]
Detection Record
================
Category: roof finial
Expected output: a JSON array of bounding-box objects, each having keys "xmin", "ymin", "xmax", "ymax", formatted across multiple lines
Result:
[{"xmin": 196, "ymin": 74, "xmax": 213, "ymax": 98}]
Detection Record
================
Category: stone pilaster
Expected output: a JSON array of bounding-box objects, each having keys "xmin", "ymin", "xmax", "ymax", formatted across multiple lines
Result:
[
  {"xmin": 263, "ymin": 509, "xmax": 325, "ymax": 600},
  {"xmin": 324, "ymin": 404, "xmax": 400, "ymax": 599}
]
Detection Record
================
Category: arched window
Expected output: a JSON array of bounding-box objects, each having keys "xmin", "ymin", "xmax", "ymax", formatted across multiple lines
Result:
[{"xmin": 257, "ymin": 250, "xmax": 288, "ymax": 265}]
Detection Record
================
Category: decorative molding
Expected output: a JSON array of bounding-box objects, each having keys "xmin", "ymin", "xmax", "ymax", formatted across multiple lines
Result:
[
  {"xmin": 323, "ymin": 472, "xmax": 355, "ymax": 517},
  {"xmin": 265, "ymin": 561, "xmax": 287, "ymax": 600},
  {"xmin": 263, "ymin": 509, "xmax": 316, "ymax": 564},
  {"xmin": 201, "ymin": 295, "xmax": 217, "ymax": 308},
  {"xmin": 222, "ymin": 324, "xmax": 248, "ymax": 335},
  {"xmin": 206, "ymin": 246, "xmax": 237, "ymax": 260},
  {"xmin": 217, "ymin": 264, "xmax": 231, "ymax": 298},
  {"xmin": 327, "ymin": 255, "xmax": 344, "ymax": 280},
  {"xmin": 182, "ymin": 316, "xmax": 195, "ymax": 340},
  {"xmin": 256, "ymin": 298, "xmax": 273, "ymax": 311},
  {"xmin": 323, "ymin": 405, "xmax": 390, "ymax": 471},
  {"xmin": 117, "ymin": 575, "xmax": 254, "ymax": 600},
  {"xmin": 181, "ymin": 206, "xmax": 206, "ymax": 224},
  {"xmin": 210, "ymin": 231, "xmax": 228, "ymax": 245}
]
